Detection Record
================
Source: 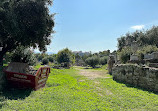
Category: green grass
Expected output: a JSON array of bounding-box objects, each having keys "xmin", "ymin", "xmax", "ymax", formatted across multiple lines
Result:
[
  {"xmin": 1, "ymin": 65, "xmax": 158, "ymax": 111},
  {"xmin": 3, "ymin": 64, "xmax": 8, "ymax": 67}
]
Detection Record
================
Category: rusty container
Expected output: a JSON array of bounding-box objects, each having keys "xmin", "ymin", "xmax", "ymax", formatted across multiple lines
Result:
[{"xmin": 4, "ymin": 62, "xmax": 50, "ymax": 90}]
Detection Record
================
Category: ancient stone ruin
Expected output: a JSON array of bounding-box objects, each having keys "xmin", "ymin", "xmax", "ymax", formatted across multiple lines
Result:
[
  {"xmin": 108, "ymin": 55, "xmax": 115, "ymax": 74},
  {"xmin": 112, "ymin": 64, "xmax": 158, "ymax": 92},
  {"xmin": 129, "ymin": 41, "xmax": 140, "ymax": 63},
  {"xmin": 112, "ymin": 51, "xmax": 158, "ymax": 92},
  {"xmin": 144, "ymin": 52, "xmax": 158, "ymax": 68}
]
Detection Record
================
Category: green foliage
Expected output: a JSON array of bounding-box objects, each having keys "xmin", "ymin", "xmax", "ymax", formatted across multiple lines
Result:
[
  {"xmin": 71, "ymin": 54, "xmax": 76, "ymax": 65},
  {"xmin": 36, "ymin": 53, "xmax": 56, "ymax": 63},
  {"xmin": 99, "ymin": 50, "xmax": 110, "ymax": 57},
  {"xmin": 117, "ymin": 26, "xmax": 158, "ymax": 51},
  {"xmin": 145, "ymin": 26, "xmax": 158, "ymax": 47},
  {"xmin": 117, "ymin": 36, "xmax": 126, "ymax": 51},
  {"xmin": 140, "ymin": 45, "xmax": 158, "ymax": 54},
  {"xmin": 117, "ymin": 26, "xmax": 158, "ymax": 63},
  {"xmin": 136, "ymin": 45, "xmax": 158, "ymax": 60},
  {"xmin": 85, "ymin": 56, "xmax": 100, "ymax": 68},
  {"xmin": 75, "ymin": 55, "xmax": 86, "ymax": 66},
  {"xmin": 48, "ymin": 56, "xmax": 54, "ymax": 63},
  {"xmin": 10, "ymin": 46, "xmax": 37, "ymax": 65},
  {"xmin": 3, "ymin": 52, "xmax": 12, "ymax": 64},
  {"xmin": 118, "ymin": 31, "xmax": 144, "ymax": 51},
  {"xmin": 0, "ymin": 0, "xmax": 54, "ymax": 51},
  {"xmin": 0, "ymin": 0, "xmax": 55, "ymax": 69},
  {"xmin": 118, "ymin": 47, "xmax": 132, "ymax": 63},
  {"xmin": 74, "ymin": 50, "xmax": 110, "ymax": 66},
  {"xmin": 37, "ymin": 54, "xmax": 44, "ymax": 61},
  {"xmin": 99, "ymin": 56, "xmax": 108, "ymax": 65},
  {"xmin": 74, "ymin": 53, "xmax": 82, "ymax": 66},
  {"xmin": 42, "ymin": 57, "xmax": 49, "ymax": 65},
  {"xmin": 56, "ymin": 48, "xmax": 73, "ymax": 66},
  {"xmin": 75, "ymin": 53, "xmax": 81, "ymax": 60},
  {"xmin": 81, "ymin": 54, "xmax": 91, "ymax": 62}
]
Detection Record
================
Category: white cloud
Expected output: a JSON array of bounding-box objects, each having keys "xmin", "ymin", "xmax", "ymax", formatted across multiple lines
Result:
[{"xmin": 131, "ymin": 25, "xmax": 145, "ymax": 30}]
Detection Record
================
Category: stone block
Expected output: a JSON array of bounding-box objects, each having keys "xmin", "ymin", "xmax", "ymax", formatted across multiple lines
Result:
[
  {"xmin": 149, "ymin": 63, "xmax": 158, "ymax": 68},
  {"xmin": 152, "ymin": 52, "xmax": 158, "ymax": 60},
  {"xmin": 130, "ymin": 55, "xmax": 139, "ymax": 61},
  {"xmin": 144, "ymin": 54, "xmax": 152, "ymax": 59}
]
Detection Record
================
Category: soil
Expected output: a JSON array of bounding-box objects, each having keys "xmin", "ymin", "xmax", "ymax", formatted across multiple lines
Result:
[
  {"xmin": 76, "ymin": 68, "xmax": 110, "ymax": 79},
  {"xmin": 75, "ymin": 67, "xmax": 113, "ymax": 96}
]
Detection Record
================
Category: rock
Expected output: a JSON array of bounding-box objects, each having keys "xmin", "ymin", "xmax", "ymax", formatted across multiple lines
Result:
[
  {"xmin": 25, "ymin": 66, "xmax": 37, "ymax": 75},
  {"xmin": 108, "ymin": 55, "xmax": 115, "ymax": 74}
]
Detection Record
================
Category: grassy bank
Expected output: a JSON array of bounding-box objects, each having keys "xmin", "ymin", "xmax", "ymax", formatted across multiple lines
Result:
[{"xmin": 0, "ymin": 66, "xmax": 158, "ymax": 111}]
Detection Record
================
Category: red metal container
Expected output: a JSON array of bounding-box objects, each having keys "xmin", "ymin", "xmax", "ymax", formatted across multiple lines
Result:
[{"xmin": 4, "ymin": 62, "xmax": 50, "ymax": 90}]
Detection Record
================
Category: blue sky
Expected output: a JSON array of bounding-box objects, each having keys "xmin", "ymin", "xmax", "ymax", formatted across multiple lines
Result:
[{"xmin": 41, "ymin": 0, "xmax": 158, "ymax": 53}]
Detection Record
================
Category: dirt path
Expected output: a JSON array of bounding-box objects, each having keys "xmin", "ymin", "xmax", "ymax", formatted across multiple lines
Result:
[
  {"xmin": 74, "ymin": 66, "xmax": 113, "ymax": 96},
  {"xmin": 74, "ymin": 66, "xmax": 110, "ymax": 79}
]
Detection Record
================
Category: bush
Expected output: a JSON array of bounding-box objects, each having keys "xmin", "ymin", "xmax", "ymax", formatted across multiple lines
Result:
[
  {"xmin": 56, "ymin": 48, "xmax": 73, "ymax": 67},
  {"xmin": 100, "ymin": 56, "xmax": 108, "ymax": 65},
  {"xmin": 136, "ymin": 45, "xmax": 158, "ymax": 60},
  {"xmin": 85, "ymin": 56, "xmax": 99, "ymax": 68},
  {"xmin": 37, "ymin": 54, "xmax": 44, "ymax": 61},
  {"xmin": 140, "ymin": 45, "xmax": 158, "ymax": 54},
  {"xmin": 48, "ymin": 56, "xmax": 54, "ymax": 63},
  {"xmin": 42, "ymin": 58, "xmax": 49, "ymax": 65},
  {"xmin": 118, "ymin": 47, "xmax": 132, "ymax": 63}
]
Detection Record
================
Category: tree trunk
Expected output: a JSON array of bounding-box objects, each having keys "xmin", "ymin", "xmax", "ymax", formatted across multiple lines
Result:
[
  {"xmin": 0, "ymin": 54, "xmax": 5, "ymax": 90},
  {"xmin": 0, "ymin": 54, "xmax": 3, "ymax": 75}
]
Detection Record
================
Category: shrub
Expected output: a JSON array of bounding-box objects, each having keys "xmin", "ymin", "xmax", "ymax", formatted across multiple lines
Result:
[
  {"xmin": 42, "ymin": 58, "xmax": 49, "ymax": 65},
  {"xmin": 56, "ymin": 48, "xmax": 73, "ymax": 67},
  {"xmin": 136, "ymin": 45, "xmax": 158, "ymax": 60},
  {"xmin": 100, "ymin": 56, "xmax": 108, "ymax": 65},
  {"xmin": 140, "ymin": 45, "xmax": 158, "ymax": 54},
  {"xmin": 48, "ymin": 56, "xmax": 54, "ymax": 63},
  {"xmin": 118, "ymin": 47, "xmax": 132, "ymax": 63},
  {"xmin": 37, "ymin": 55, "xmax": 44, "ymax": 61},
  {"xmin": 85, "ymin": 56, "xmax": 99, "ymax": 68}
]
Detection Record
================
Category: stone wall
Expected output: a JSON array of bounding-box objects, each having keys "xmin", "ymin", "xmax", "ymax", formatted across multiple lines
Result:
[{"xmin": 112, "ymin": 64, "xmax": 158, "ymax": 92}]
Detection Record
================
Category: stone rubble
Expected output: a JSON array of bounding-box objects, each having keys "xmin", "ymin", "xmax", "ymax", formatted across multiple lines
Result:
[{"xmin": 25, "ymin": 66, "xmax": 37, "ymax": 75}]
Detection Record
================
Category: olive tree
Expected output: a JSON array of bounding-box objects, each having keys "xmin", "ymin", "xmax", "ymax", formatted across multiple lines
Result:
[
  {"xmin": 42, "ymin": 57, "xmax": 49, "ymax": 65},
  {"xmin": 56, "ymin": 48, "xmax": 73, "ymax": 68},
  {"xmin": 0, "ymin": 0, "xmax": 54, "ymax": 74},
  {"xmin": 85, "ymin": 56, "xmax": 100, "ymax": 68}
]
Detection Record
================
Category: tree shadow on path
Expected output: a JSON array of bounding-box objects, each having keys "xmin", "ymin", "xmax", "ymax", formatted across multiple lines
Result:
[
  {"xmin": 0, "ymin": 86, "xmax": 32, "ymax": 109},
  {"xmin": 1, "ymin": 85, "xmax": 32, "ymax": 100}
]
